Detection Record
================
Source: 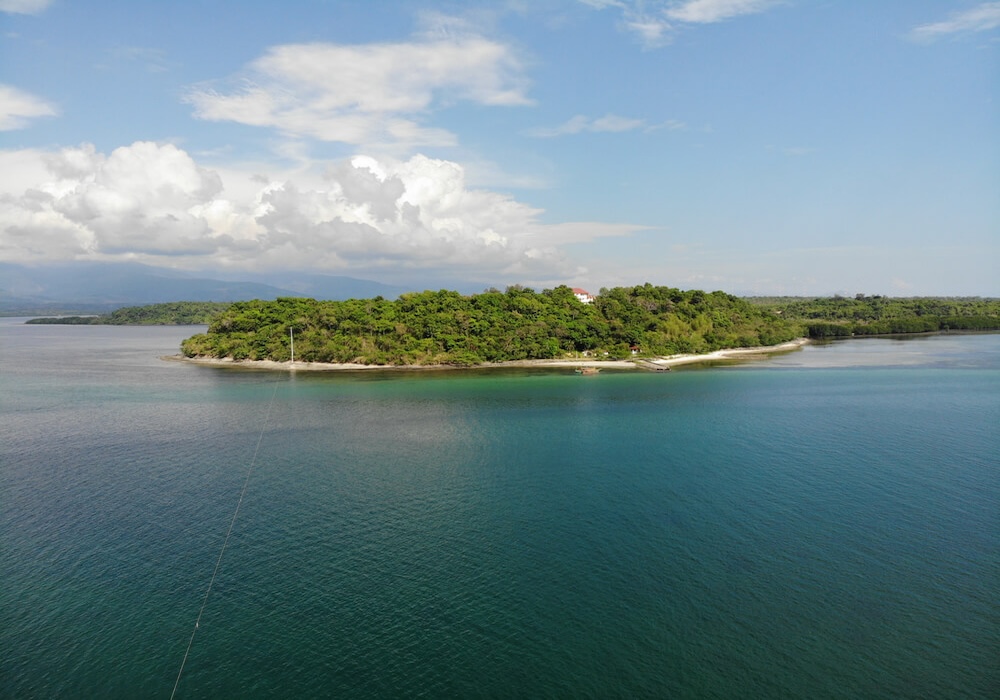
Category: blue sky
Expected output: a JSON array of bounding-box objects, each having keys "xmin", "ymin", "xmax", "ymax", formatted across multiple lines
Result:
[{"xmin": 1, "ymin": 0, "xmax": 997, "ymax": 295}]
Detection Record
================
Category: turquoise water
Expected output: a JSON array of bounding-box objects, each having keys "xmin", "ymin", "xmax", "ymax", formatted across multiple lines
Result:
[{"xmin": 1, "ymin": 324, "xmax": 998, "ymax": 698}]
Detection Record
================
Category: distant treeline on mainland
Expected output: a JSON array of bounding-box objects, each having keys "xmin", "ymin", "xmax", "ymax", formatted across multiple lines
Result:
[
  {"xmin": 175, "ymin": 286, "xmax": 1000, "ymax": 366},
  {"xmin": 25, "ymin": 302, "xmax": 232, "ymax": 326},
  {"xmin": 746, "ymin": 294, "xmax": 1000, "ymax": 338}
]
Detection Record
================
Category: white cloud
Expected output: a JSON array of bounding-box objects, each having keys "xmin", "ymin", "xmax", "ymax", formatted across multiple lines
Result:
[
  {"xmin": 577, "ymin": 0, "xmax": 624, "ymax": 8},
  {"xmin": 522, "ymin": 221, "xmax": 649, "ymax": 245},
  {"xmin": 910, "ymin": 2, "xmax": 1000, "ymax": 42},
  {"xmin": 624, "ymin": 16, "xmax": 675, "ymax": 47},
  {"xmin": 186, "ymin": 35, "xmax": 531, "ymax": 151},
  {"xmin": 528, "ymin": 113, "xmax": 649, "ymax": 137},
  {"xmin": 461, "ymin": 158, "xmax": 552, "ymax": 190},
  {"xmin": 0, "ymin": 143, "xmax": 643, "ymax": 282},
  {"xmin": 37, "ymin": 142, "xmax": 224, "ymax": 255},
  {"xmin": 664, "ymin": 0, "xmax": 782, "ymax": 24},
  {"xmin": 0, "ymin": 85, "xmax": 56, "ymax": 130},
  {"xmin": 107, "ymin": 46, "xmax": 172, "ymax": 73},
  {"xmin": 648, "ymin": 119, "xmax": 687, "ymax": 131},
  {"xmin": 0, "ymin": 0, "xmax": 51, "ymax": 14},
  {"xmin": 579, "ymin": 0, "xmax": 783, "ymax": 46}
]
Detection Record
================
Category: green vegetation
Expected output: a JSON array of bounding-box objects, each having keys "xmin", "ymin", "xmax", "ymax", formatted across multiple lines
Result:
[
  {"xmin": 746, "ymin": 295, "xmax": 1000, "ymax": 339},
  {"xmin": 26, "ymin": 301, "xmax": 232, "ymax": 325},
  {"xmin": 180, "ymin": 285, "xmax": 801, "ymax": 365}
]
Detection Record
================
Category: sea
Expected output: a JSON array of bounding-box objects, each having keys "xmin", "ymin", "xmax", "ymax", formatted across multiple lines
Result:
[{"xmin": 1, "ymin": 320, "xmax": 997, "ymax": 699}]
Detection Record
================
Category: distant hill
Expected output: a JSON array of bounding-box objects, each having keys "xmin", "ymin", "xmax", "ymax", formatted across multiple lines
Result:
[
  {"xmin": 244, "ymin": 271, "xmax": 411, "ymax": 301},
  {"xmin": 0, "ymin": 262, "xmax": 410, "ymax": 315}
]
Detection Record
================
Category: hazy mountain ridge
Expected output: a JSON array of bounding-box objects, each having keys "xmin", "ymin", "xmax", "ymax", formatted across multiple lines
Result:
[{"xmin": 0, "ymin": 262, "xmax": 411, "ymax": 315}]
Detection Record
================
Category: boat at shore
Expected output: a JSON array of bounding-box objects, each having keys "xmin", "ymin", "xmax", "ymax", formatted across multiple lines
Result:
[{"xmin": 575, "ymin": 367, "xmax": 600, "ymax": 375}]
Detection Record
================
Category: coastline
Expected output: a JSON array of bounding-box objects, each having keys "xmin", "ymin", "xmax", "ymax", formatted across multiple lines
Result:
[{"xmin": 164, "ymin": 338, "xmax": 810, "ymax": 372}]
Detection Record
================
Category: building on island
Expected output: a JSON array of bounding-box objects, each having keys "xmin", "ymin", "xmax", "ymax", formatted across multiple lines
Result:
[{"xmin": 572, "ymin": 288, "xmax": 595, "ymax": 304}]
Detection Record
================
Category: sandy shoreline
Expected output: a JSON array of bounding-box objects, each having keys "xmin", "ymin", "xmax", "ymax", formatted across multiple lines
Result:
[{"xmin": 163, "ymin": 338, "xmax": 810, "ymax": 372}]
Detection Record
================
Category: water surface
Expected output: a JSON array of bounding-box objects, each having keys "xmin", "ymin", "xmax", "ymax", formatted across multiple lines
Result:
[{"xmin": 2, "ymin": 325, "xmax": 997, "ymax": 698}]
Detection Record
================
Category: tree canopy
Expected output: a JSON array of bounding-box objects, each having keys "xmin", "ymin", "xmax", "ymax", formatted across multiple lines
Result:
[{"xmin": 180, "ymin": 285, "xmax": 802, "ymax": 365}]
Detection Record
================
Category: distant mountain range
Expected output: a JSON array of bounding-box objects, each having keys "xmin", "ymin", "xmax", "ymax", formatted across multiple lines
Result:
[{"xmin": 0, "ymin": 262, "xmax": 413, "ymax": 315}]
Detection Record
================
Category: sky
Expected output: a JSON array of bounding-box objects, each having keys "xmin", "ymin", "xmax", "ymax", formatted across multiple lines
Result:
[{"xmin": 0, "ymin": 0, "xmax": 997, "ymax": 296}]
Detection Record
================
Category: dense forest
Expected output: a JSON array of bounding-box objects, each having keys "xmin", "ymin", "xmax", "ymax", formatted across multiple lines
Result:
[
  {"xmin": 181, "ymin": 285, "xmax": 802, "ymax": 365},
  {"xmin": 26, "ymin": 302, "xmax": 232, "ymax": 326},
  {"xmin": 747, "ymin": 295, "xmax": 1000, "ymax": 338}
]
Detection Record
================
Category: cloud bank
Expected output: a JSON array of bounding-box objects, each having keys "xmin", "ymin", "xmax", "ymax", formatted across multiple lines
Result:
[{"xmin": 0, "ymin": 142, "xmax": 642, "ymax": 283}]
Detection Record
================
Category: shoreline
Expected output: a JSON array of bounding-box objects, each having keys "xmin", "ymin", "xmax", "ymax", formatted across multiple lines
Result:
[{"xmin": 163, "ymin": 338, "xmax": 810, "ymax": 372}]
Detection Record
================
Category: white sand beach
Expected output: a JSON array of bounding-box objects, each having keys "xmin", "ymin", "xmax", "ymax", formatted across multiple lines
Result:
[
  {"xmin": 166, "ymin": 338, "xmax": 810, "ymax": 372},
  {"xmin": 633, "ymin": 338, "xmax": 811, "ymax": 369}
]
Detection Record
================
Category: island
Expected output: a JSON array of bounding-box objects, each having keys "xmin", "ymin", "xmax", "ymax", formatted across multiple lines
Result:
[
  {"xmin": 172, "ymin": 285, "xmax": 1000, "ymax": 371},
  {"xmin": 172, "ymin": 285, "xmax": 744, "ymax": 370}
]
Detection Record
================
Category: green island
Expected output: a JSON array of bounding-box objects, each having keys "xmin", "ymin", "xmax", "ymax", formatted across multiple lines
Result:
[
  {"xmin": 178, "ymin": 285, "xmax": 1000, "ymax": 367},
  {"xmin": 26, "ymin": 301, "xmax": 232, "ymax": 326}
]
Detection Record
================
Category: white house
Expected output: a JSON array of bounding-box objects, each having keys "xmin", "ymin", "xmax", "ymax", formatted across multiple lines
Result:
[{"xmin": 572, "ymin": 288, "xmax": 595, "ymax": 304}]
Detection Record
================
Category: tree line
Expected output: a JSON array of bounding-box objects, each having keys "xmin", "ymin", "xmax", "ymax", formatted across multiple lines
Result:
[
  {"xmin": 26, "ymin": 302, "xmax": 233, "ymax": 326},
  {"xmin": 746, "ymin": 295, "xmax": 1000, "ymax": 338}
]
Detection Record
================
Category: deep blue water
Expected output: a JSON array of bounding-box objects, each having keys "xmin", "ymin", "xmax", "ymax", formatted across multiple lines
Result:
[{"xmin": 1, "ymin": 323, "xmax": 998, "ymax": 698}]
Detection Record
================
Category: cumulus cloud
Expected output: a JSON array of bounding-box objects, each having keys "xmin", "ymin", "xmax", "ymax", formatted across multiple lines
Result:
[
  {"xmin": 0, "ymin": 85, "xmax": 56, "ymax": 130},
  {"xmin": 910, "ymin": 2, "xmax": 1000, "ymax": 42},
  {"xmin": 0, "ymin": 0, "xmax": 51, "ymax": 14},
  {"xmin": 15, "ymin": 142, "xmax": 225, "ymax": 256},
  {"xmin": 185, "ymin": 35, "xmax": 531, "ymax": 151},
  {"xmin": 0, "ymin": 142, "xmax": 644, "ymax": 282},
  {"xmin": 580, "ymin": 0, "xmax": 783, "ymax": 46}
]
